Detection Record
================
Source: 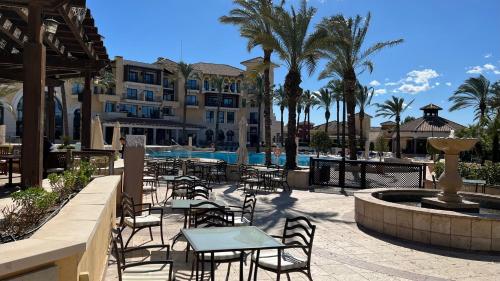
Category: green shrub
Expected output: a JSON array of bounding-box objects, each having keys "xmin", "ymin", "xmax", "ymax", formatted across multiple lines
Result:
[
  {"xmin": 310, "ymin": 131, "xmax": 332, "ymax": 157},
  {"xmin": 433, "ymin": 161, "xmax": 500, "ymax": 185}
]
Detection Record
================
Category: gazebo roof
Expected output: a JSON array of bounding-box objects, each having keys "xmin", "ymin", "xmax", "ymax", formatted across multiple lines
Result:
[
  {"xmin": 0, "ymin": 0, "xmax": 109, "ymax": 82},
  {"xmin": 419, "ymin": 103, "xmax": 442, "ymax": 111}
]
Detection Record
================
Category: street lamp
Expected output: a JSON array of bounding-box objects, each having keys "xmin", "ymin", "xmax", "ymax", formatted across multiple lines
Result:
[{"xmin": 43, "ymin": 18, "xmax": 60, "ymax": 35}]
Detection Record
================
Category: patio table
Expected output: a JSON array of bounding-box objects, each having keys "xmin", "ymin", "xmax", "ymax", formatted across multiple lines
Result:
[
  {"xmin": 463, "ymin": 179, "xmax": 487, "ymax": 193},
  {"xmin": 253, "ymin": 167, "xmax": 279, "ymax": 189},
  {"xmin": 171, "ymin": 199, "xmax": 226, "ymax": 227},
  {"xmin": 182, "ymin": 226, "xmax": 284, "ymax": 281},
  {"xmin": 0, "ymin": 154, "xmax": 20, "ymax": 187}
]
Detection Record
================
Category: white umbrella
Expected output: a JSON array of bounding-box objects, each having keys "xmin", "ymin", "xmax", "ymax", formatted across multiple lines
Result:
[
  {"xmin": 91, "ymin": 115, "xmax": 105, "ymax": 149},
  {"xmin": 237, "ymin": 117, "xmax": 248, "ymax": 165},
  {"xmin": 111, "ymin": 121, "xmax": 121, "ymax": 151}
]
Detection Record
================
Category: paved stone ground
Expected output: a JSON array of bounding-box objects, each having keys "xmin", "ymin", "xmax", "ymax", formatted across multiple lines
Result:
[{"xmin": 105, "ymin": 183, "xmax": 500, "ymax": 281}]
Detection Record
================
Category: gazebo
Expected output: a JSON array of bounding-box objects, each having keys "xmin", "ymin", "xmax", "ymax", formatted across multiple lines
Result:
[{"xmin": 0, "ymin": 0, "xmax": 109, "ymax": 186}]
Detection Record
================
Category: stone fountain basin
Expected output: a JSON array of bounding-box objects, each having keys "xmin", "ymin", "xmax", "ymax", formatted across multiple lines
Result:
[
  {"xmin": 355, "ymin": 188, "xmax": 500, "ymax": 252},
  {"xmin": 428, "ymin": 137, "xmax": 477, "ymax": 154}
]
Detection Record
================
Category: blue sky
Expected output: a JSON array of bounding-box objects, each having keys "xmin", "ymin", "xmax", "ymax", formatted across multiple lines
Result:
[{"xmin": 88, "ymin": 0, "xmax": 500, "ymax": 127}]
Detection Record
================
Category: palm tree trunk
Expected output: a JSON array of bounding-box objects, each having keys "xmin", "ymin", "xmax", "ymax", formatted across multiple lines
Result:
[
  {"xmin": 303, "ymin": 108, "xmax": 307, "ymax": 142},
  {"xmin": 215, "ymin": 91, "xmax": 222, "ymax": 151},
  {"xmin": 60, "ymin": 83, "xmax": 69, "ymax": 139},
  {"xmin": 280, "ymin": 107, "xmax": 284, "ymax": 147},
  {"xmin": 263, "ymin": 49, "xmax": 272, "ymax": 166},
  {"xmin": 256, "ymin": 103, "xmax": 261, "ymax": 153},
  {"xmin": 359, "ymin": 112, "xmax": 364, "ymax": 151},
  {"xmin": 182, "ymin": 85, "xmax": 188, "ymax": 145},
  {"xmin": 396, "ymin": 115, "xmax": 401, "ymax": 158},
  {"xmin": 285, "ymin": 69, "xmax": 301, "ymax": 170},
  {"xmin": 336, "ymin": 99, "xmax": 340, "ymax": 147},
  {"xmin": 344, "ymin": 73, "xmax": 357, "ymax": 160},
  {"xmin": 307, "ymin": 110, "xmax": 311, "ymax": 143},
  {"xmin": 324, "ymin": 111, "xmax": 330, "ymax": 133}
]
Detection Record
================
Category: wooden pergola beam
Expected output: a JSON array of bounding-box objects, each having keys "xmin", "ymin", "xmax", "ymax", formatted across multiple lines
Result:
[{"xmin": 57, "ymin": 4, "xmax": 95, "ymax": 60}]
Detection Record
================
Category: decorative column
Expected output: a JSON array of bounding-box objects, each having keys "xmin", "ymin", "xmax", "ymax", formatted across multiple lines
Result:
[
  {"xmin": 81, "ymin": 71, "xmax": 92, "ymax": 148},
  {"xmin": 47, "ymin": 86, "xmax": 56, "ymax": 142},
  {"xmin": 22, "ymin": 3, "xmax": 45, "ymax": 187},
  {"xmin": 123, "ymin": 135, "xmax": 145, "ymax": 205}
]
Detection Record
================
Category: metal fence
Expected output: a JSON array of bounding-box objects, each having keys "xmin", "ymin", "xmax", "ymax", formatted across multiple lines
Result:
[{"xmin": 309, "ymin": 158, "xmax": 426, "ymax": 189}]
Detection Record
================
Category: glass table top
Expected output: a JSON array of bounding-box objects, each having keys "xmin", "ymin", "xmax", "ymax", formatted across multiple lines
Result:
[
  {"xmin": 162, "ymin": 175, "xmax": 199, "ymax": 181},
  {"xmin": 171, "ymin": 199, "xmax": 226, "ymax": 209},
  {"xmin": 181, "ymin": 226, "xmax": 284, "ymax": 252},
  {"xmin": 463, "ymin": 179, "xmax": 487, "ymax": 184}
]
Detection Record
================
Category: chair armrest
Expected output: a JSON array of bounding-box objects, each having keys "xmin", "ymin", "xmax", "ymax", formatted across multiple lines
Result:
[
  {"xmin": 270, "ymin": 235, "xmax": 283, "ymax": 239},
  {"xmin": 123, "ymin": 244, "xmax": 170, "ymax": 258},
  {"xmin": 122, "ymin": 260, "xmax": 174, "ymax": 270}
]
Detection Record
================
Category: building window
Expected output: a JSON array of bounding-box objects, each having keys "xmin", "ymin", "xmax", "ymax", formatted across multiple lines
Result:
[
  {"xmin": 223, "ymin": 97, "xmax": 234, "ymax": 107},
  {"xmin": 162, "ymin": 107, "xmax": 174, "ymax": 116},
  {"xmin": 227, "ymin": 112, "xmax": 235, "ymax": 124},
  {"xmin": 206, "ymin": 111, "xmax": 214, "ymax": 123},
  {"xmin": 187, "ymin": 79, "xmax": 198, "ymax": 90},
  {"xmin": 126, "ymin": 88, "xmax": 138, "ymax": 100},
  {"xmin": 218, "ymin": 111, "xmax": 225, "ymax": 123},
  {"xmin": 205, "ymin": 129, "xmax": 214, "ymax": 142},
  {"xmin": 144, "ymin": 90, "xmax": 154, "ymax": 101},
  {"xmin": 226, "ymin": 130, "xmax": 234, "ymax": 142},
  {"xmin": 236, "ymin": 81, "xmax": 241, "ymax": 93},
  {"xmin": 163, "ymin": 77, "xmax": 172, "ymax": 88},
  {"xmin": 250, "ymin": 112, "xmax": 258, "ymax": 124},
  {"xmin": 163, "ymin": 89, "xmax": 174, "ymax": 101},
  {"xmin": 121, "ymin": 104, "xmax": 138, "ymax": 117},
  {"xmin": 128, "ymin": 71, "xmax": 138, "ymax": 82},
  {"xmin": 186, "ymin": 95, "xmax": 198, "ymax": 106},
  {"xmin": 242, "ymin": 98, "xmax": 246, "ymax": 108},
  {"xmin": 72, "ymin": 83, "xmax": 83, "ymax": 95},
  {"xmin": 230, "ymin": 82, "xmax": 236, "ymax": 93},
  {"xmin": 206, "ymin": 96, "xmax": 218, "ymax": 107},
  {"xmin": 142, "ymin": 106, "xmax": 158, "ymax": 118},
  {"xmin": 204, "ymin": 79, "xmax": 209, "ymax": 91},
  {"xmin": 105, "ymin": 102, "xmax": 115, "ymax": 112},
  {"xmin": 144, "ymin": 72, "xmax": 155, "ymax": 84}
]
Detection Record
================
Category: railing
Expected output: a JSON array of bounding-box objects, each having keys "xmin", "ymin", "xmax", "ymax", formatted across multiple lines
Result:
[
  {"xmin": 48, "ymin": 149, "xmax": 116, "ymax": 175},
  {"xmin": 309, "ymin": 158, "xmax": 426, "ymax": 189}
]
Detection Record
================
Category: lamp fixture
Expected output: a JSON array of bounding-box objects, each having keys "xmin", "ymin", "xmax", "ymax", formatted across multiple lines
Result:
[{"xmin": 43, "ymin": 18, "xmax": 60, "ymax": 35}]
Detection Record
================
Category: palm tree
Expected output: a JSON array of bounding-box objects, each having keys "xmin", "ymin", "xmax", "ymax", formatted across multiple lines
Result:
[
  {"xmin": 212, "ymin": 76, "xmax": 225, "ymax": 150},
  {"xmin": 356, "ymin": 83, "xmax": 374, "ymax": 150},
  {"xmin": 326, "ymin": 79, "xmax": 343, "ymax": 147},
  {"xmin": 273, "ymin": 84, "xmax": 287, "ymax": 146},
  {"xmin": 264, "ymin": 0, "xmax": 322, "ymax": 169},
  {"xmin": 220, "ymin": 0, "xmax": 283, "ymax": 166},
  {"xmin": 375, "ymin": 96, "xmax": 413, "ymax": 158},
  {"xmin": 316, "ymin": 13, "xmax": 403, "ymax": 160},
  {"xmin": 178, "ymin": 62, "xmax": 197, "ymax": 145},
  {"xmin": 296, "ymin": 94, "xmax": 303, "ymax": 129},
  {"xmin": 314, "ymin": 88, "xmax": 334, "ymax": 134},
  {"xmin": 302, "ymin": 90, "xmax": 318, "ymax": 142},
  {"xmin": 449, "ymin": 75, "xmax": 491, "ymax": 125},
  {"xmin": 248, "ymin": 73, "xmax": 265, "ymax": 152}
]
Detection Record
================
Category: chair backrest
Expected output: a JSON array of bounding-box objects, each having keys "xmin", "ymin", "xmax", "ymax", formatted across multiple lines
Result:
[
  {"xmin": 187, "ymin": 184, "xmax": 211, "ymax": 200},
  {"xmin": 241, "ymin": 194, "xmax": 257, "ymax": 225},
  {"xmin": 189, "ymin": 201, "xmax": 233, "ymax": 228},
  {"xmin": 120, "ymin": 193, "xmax": 135, "ymax": 225},
  {"xmin": 0, "ymin": 146, "xmax": 9, "ymax": 155},
  {"xmin": 110, "ymin": 228, "xmax": 126, "ymax": 281},
  {"xmin": 281, "ymin": 216, "xmax": 316, "ymax": 262}
]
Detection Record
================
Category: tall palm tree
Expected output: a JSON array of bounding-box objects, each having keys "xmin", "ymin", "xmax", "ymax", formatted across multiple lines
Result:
[
  {"xmin": 264, "ymin": 0, "xmax": 322, "ymax": 169},
  {"xmin": 302, "ymin": 90, "xmax": 318, "ymax": 142},
  {"xmin": 326, "ymin": 79, "xmax": 343, "ymax": 147},
  {"xmin": 317, "ymin": 13, "xmax": 403, "ymax": 160},
  {"xmin": 212, "ymin": 76, "xmax": 225, "ymax": 150},
  {"xmin": 314, "ymin": 88, "xmax": 333, "ymax": 133},
  {"xmin": 449, "ymin": 74, "xmax": 491, "ymax": 125},
  {"xmin": 296, "ymin": 94, "xmax": 303, "ymax": 129},
  {"xmin": 375, "ymin": 96, "xmax": 413, "ymax": 158},
  {"xmin": 273, "ymin": 84, "xmax": 287, "ymax": 146},
  {"xmin": 488, "ymin": 81, "xmax": 500, "ymax": 162},
  {"xmin": 178, "ymin": 62, "xmax": 197, "ymax": 145},
  {"xmin": 220, "ymin": 0, "xmax": 283, "ymax": 166},
  {"xmin": 356, "ymin": 83, "xmax": 374, "ymax": 150},
  {"xmin": 248, "ymin": 73, "xmax": 265, "ymax": 152}
]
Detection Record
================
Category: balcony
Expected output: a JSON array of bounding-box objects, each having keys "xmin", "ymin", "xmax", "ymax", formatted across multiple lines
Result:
[{"xmin": 121, "ymin": 93, "xmax": 162, "ymax": 104}]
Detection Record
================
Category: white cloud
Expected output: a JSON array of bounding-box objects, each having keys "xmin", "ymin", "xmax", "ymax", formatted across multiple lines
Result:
[
  {"xmin": 445, "ymin": 82, "xmax": 452, "ymax": 86},
  {"xmin": 405, "ymin": 69, "xmax": 439, "ymax": 84},
  {"xmin": 495, "ymin": 70, "xmax": 500, "ymax": 75},
  {"xmin": 385, "ymin": 82, "xmax": 398, "ymax": 86},
  {"xmin": 484, "ymin": 64, "xmax": 496, "ymax": 71},
  {"xmin": 369, "ymin": 80, "xmax": 381, "ymax": 87},
  {"xmin": 484, "ymin": 53, "xmax": 492, "ymax": 58},
  {"xmin": 466, "ymin": 66, "xmax": 483, "ymax": 74},
  {"xmin": 392, "ymin": 69, "xmax": 439, "ymax": 95},
  {"xmin": 435, "ymin": 82, "xmax": 440, "ymax": 86},
  {"xmin": 397, "ymin": 83, "xmax": 432, "ymax": 94},
  {"xmin": 466, "ymin": 63, "xmax": 499, "ymax": 75},
  {"xmin": 402, "ymin": 102, "xmax": 413, "ymax": 109},
  {"xmin": 374, "ymin": 89, "xmax": 387, "ymax": 96}
]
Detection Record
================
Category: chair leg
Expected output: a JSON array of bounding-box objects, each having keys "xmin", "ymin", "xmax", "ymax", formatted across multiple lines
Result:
[
  {"xmin": 277, "ymin": 272, "xmax": 281, "ymax": 281},
  {"xmin": 159, "ymin": 223, "xmax": 165, "ymax": 245},
  {"xmin": 226, "ymin": 262, "xmax": 231, "ymax": 280},
  {"xmin": 247, "ymin": 254, "xmax": 254, "ymax": 281},
  {"xmin": 148, "ymin": 226, "xmax": 153, "ymax": 241}
]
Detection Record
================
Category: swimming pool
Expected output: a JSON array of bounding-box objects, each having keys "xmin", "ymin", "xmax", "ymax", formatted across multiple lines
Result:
[{"xmin": 148, "ymin": 150, "xmax": 331, "ymax": 166}]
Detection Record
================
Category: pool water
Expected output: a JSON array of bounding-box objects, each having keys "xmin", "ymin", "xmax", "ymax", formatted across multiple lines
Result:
[{"xmin": 148, "ymin": 150, "xmax": 326, "ymax": 166}]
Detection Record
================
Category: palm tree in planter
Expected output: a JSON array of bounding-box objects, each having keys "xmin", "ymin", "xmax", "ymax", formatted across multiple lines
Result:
[
  {"xmin": 374, "ymin": 96, "xmax": 413, "ymax": 158},
  {"xmin": 212, "ymin": 76, "xmax": 225, "ymax": 150},
  {"xmin": 314, "ymin": 88, "xmax": 334, "ymax": 134},
  {"xmin": 220, "ymin": 0, "xmax": 284, "ymax": 167},
  {"xmin": 316, "ymin": 12, "xmax": 403, "ymax": 159},
  {"xmin": 356, "ymin": 83, "xmax": 374, "ymax": 151},
  {"xmin": 302, "ymin": 90, "xmax": 318, "ymax": 142},
  {"xmin": 326, "ymin": 79, "xmax": 343, "ymax": 147},
  {"xmin": 265, "ymin": 0, "xmax": 322, "ymax": 169},
  {"xmin": 273, "ymin": 84, "xmax": 287, "ymax": 146},
  {"xmin": 178, "ymin": 62, "xmax": 199, "ymax": 145},
  {"xmin": 449, "ymin": 74, "xmax": 491, "ymax": 126}
]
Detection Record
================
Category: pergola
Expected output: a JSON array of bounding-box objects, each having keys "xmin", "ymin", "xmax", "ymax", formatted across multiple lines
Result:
[{"xmin": 0, "ymin": 0, "xmax": 109, "ymax": 186}]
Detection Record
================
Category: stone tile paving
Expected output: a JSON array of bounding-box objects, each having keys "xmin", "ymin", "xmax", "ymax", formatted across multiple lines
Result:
[{"xmin": 105, "ymin": 183, "xmax": 500, "ymax": 281}]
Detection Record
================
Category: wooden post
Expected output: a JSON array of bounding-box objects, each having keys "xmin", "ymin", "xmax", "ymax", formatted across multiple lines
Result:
[
  {"xmin": 123, "ymin": 135, "xmax": 145, "ymax": 205},
  {"xmin": 21, "ymin": 3, "xmax": 45, "ymax": 187},
  {"xmin": 47, "ymin": 86, "xmax": 56, "ymax": 142},
  {"xmin": 81, "ymin": 71, "xmax": 92, "ymax": 148}
]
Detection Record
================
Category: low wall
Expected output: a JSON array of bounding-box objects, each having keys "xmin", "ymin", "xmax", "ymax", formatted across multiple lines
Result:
[{"xmin": 0, "ymin": 175, "xmax": 121, "ymax": 281}]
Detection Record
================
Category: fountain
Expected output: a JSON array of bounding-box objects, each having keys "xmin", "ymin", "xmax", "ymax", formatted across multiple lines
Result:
[{"xmin": 421, "ymin": 133, "xmax": 479, "ymax": 212}]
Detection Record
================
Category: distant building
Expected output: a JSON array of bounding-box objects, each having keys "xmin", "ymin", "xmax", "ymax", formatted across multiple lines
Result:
[
  {"xmin": 312, "ymin": 113, "xmax": 371, "ymax": 146},
  {"xmin": 297, "ymin": 121, "xmax": 315, "ymax": 143}
]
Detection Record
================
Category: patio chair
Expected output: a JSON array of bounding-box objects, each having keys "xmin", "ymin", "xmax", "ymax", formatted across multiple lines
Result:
[
  {"xmin": 190, "ymin": 205, "xmax": 240, "ymax": 280},
  {"xmin": 207, "ymin": 160, "xmax": 227, "ymax": 184},
  {"xmin": 143, "ymin": 177, "xmax": 159, "ymax": 205},
  {"xmin": 249, "ymin": 216, "xmax": 316, "ymax": 281},
  {"xmin": 270, "ymin": 169, "xmax": 290, "ymax": 191},
  {"xmin": 111, "ymin": 228, "xmax": 174, "ymax": 281},
  {"xmin": 229, "ymin": 193, "xmax": 256, "ymax": 226},
  {"xmin": 187, "ymin": 183, "xmax": 211, "ymax": 200},
  {"xmin": 237, "ymin": 164, "xmax": 250, "ymax": 188},
  {"xmin": 170, "ymin": 177, "xmax": 193, "ymax": 200},
  {"xmin": 242, "ymin": 168, "xmax": 263, "ymax": 193},
  {"xmin": 120, "ymin": 193, "xmax": 165, "ymax": 248}
]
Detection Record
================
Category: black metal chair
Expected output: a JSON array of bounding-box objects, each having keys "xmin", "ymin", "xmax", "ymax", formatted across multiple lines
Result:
[
  {"xmin": 242, "ymin": 168, "xmax": 263, "ymax": 193},
  {"xmin": 120, "ymin": 193, "xmax": 165, "ymax": 248},
  {"xmin": 270, "ymin": 169, "xmax": 290, "ymax": 191},
  {"xmin": 187, "ymin": 183, "xmax": 211, "ymax": 200},
  {"xmin": 111, "ymin": 228, "xmax": 173, "ymax": 281},
  {"xmin": 229, "ymin": 193, "xmax": 256, "ymax": 226},
  {"xmin": 249, "ymin": 216, "xmax": 316, "ymax": 281},
  {"xmin": 170, "ymin": 177, "xmax": 193, "ymax": 200}
]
